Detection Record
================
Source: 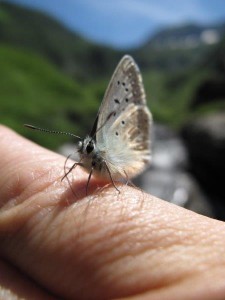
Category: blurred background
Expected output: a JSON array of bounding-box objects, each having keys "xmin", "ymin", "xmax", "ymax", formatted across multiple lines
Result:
[{"xmin": 1, "ymin": 0, "xmax": 225, "ymax": 219}]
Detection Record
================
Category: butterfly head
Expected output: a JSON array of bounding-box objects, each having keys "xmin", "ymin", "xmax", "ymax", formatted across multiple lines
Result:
[
  {"xmin": 77, "ymin": 136, "xmax": 105, "ymax": 173},
  {"xmin": 78, "ymin": 136, "xmax": 96, "ymax": 156}
]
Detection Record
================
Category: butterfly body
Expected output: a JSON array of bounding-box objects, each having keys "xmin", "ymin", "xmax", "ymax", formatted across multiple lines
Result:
[{"xmin": 77, "ymin": 55, "xmax": 152, "ymax": 183}]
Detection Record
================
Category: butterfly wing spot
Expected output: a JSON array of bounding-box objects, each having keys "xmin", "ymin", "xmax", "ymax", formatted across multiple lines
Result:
[
  {"xmin": 116, "ymin": 132, "xmax": 119, "ymax": 136},
  {"xmin": 117, "ymin": 81, "xmax": 120, "ymax": 85},
  {"xmin": 122, "ymin": 82, "xmax": 126, "ymax": 86},
  {"xmin": 125, "ymin": 88, "xmax": 129, "ymax": 92},
  {"xmin": 121, "ymin": 120, "xmax": 125, "ymax": 125},
  {"xmin": 114, "ymin": 98, "xmax": 120, "ymax": 104},
  {"xmin": 125, "ymin": 98, "xmax": 129, "ymax": 102}
]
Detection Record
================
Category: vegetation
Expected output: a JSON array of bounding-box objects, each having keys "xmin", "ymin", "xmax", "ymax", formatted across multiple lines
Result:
[
  {"xmin": 0, "ymin": 1, "xmax": 224, "ymax": 150},
  {"xmin": 0, "ymin": 45, "xmax": 102, "ymax": 148}
]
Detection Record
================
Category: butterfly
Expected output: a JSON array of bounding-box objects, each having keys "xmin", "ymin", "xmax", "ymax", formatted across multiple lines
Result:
[{"xmin": 25, "ymin": 55, "xmax": 152, "ymax": 193}]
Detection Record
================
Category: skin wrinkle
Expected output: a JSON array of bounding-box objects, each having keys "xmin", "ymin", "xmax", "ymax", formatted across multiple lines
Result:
[
  {"xmin": 17, "ymin": 184, "xmax": 85, "ymax": 249},
  {"xmin": 87, "ymin": 207, "xmax": 223, "ymax": 294},
  {"xmin": 100, "ymin": 242, "xmax": 186, "ymax": 291},
  {"xmin": 79, "ymin": 225, "xmax": 135, "ymax": 266},
  {"xmin": 143, "ymin": 281, "xmax": 207, "ymax": 300},
  {"xmin": 0, "ymin": 260, "xmax": 56, "ymax": 300},
  {"xmin": 91, "ymin": 259, "xmax": 148, "ymax": 296},
  {"xmin": 10, "ymin": 189, "xmax": 153, "ymax": 296},
  {"xmin": 0, "ymin": 184, "xmax": 225, "ymax": 298},
  {"xmin": 0, "ymin": 146, "xmax": 81, "ymax": 234},
  {"xmin": 107, "ymin": 257, "xmax": 168, "ymax": 293},
  {"xmin": 0, "ymin": 188, "xmax": 58, "ymax": 234},
  {"xmin": 0, "ymin": 160, "xmax": 62, "ymax": 210},
  {"xmin": 122, "ymin": 268, "xmax": 225, "ymax": 300},
  {"xmin": 70, "ymin": 192, "xmax": 225, "ymax": 292},
  {"xmin": 95, "ymin": 246, "xmax": 196, "ymax": 298},
  {"xmin": 72, "ymin": 198, "xmax": 155, "ymax": 264},
  {"xmin": 5, "ymin": 189, "xmax": 223, "ymax": 292},
  {"xmin": 51, "ymin": 197, "xmax": 197, "ymax": 296},
  {"xmin": 1, "ymin": 229, "xmax": 56, "ymax": 297}
]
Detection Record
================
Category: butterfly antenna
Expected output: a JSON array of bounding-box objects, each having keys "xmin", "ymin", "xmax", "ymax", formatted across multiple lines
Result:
[{"xmin": 24, "ymin": 124, "xmax": 81, "ymax": 139}]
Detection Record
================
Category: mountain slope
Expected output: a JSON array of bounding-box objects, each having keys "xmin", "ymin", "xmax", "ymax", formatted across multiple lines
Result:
[
  {"xmin": 133, "ymin": 23, "xmax": 225, "ymax": 71},
  {"xmin": 0, "ymin": 45, "xmax": 102, "ymax": 148},
  {"xmin": 0, "ymin": 1, "xmax": 121, "ymax": 80}
]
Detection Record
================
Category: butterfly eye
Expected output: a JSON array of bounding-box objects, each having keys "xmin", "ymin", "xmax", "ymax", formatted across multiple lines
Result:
[{"xmin": 86, "ymin": 141, "xmax": 94, "ymax": 154}]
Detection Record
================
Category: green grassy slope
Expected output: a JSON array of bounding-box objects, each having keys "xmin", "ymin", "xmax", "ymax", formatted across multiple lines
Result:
[{"xmin": 0, "ymin": 45, "xmax": 102, "ymax": 149}]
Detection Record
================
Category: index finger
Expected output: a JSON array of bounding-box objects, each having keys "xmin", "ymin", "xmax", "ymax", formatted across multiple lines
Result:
[{"xmin": 1, "ymin": 125, "xmax": 225, "ymax": 300}]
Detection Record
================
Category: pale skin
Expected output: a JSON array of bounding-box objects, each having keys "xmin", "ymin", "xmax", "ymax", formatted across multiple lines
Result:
[{"xmin": 0, "ymin": 125, "xmax": 225, "ymax": 300}]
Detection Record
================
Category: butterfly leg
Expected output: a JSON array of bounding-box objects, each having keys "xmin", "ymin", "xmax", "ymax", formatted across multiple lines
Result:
[
  {"xmin": 86, "ymin": 167, "xmax": 94, "ymax": 196},
  {"xmin": 61, "ymin": 159, "xmax": 84, "ymax": 199},
  {"xmin": 123, "ymin": 170, "xmax": 143, "ymax": 194},
  {"xmin": 123, "ymin": 170, "xmax": 130, "ymax": 186},
  {"xmin": 62, "ymin": 160, "xmax": 83, "ymax": 181},
  {"xmin": 123, "ymin": 170, "xmax": 136, "ymax": 187},
  {"xmin": 62, "ymin": 153, "xmax": 72, "ymax": 181},
  {"xmin": 104, "ymin": 162, "xmax": 120, "ymax": 193}
]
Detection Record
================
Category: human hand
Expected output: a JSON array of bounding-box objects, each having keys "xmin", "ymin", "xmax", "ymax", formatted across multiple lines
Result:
[{"xmin": 0, "ymin": 125, "xmax": 225, "ymax": 300}]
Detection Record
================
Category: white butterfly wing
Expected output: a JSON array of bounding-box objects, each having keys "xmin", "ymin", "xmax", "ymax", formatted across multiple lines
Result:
[{"xmin": 96, "ymin": 55, "xmax": 152, "ymax": 178}]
